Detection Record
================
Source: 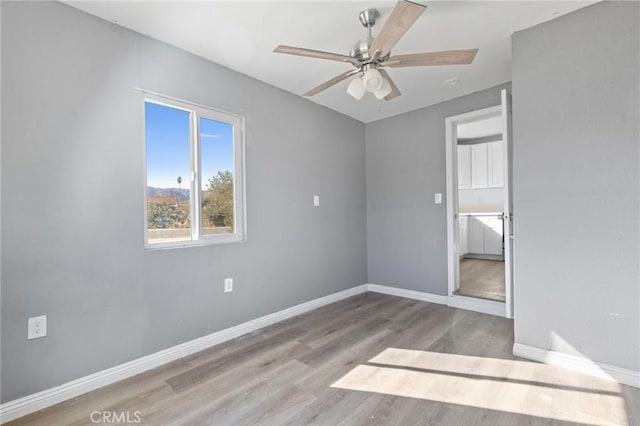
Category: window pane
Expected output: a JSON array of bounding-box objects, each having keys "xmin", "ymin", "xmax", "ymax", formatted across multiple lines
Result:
[
  {"xmin": 200, "ymin": 117, "xmax": 234, "ymax": 236},
  {"xmin": 145, "ymin": 102, "xmax": 191, "ymax": 244}
]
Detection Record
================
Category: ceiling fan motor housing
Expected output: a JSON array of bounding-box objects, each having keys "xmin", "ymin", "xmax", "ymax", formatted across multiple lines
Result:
[
  {"xmin": 350, "ymin": 38, "xmax": 391, "ymax": 65},
  {"xmin": 350, "ymin": 38, "xmax": 373, "ymax": 62}
]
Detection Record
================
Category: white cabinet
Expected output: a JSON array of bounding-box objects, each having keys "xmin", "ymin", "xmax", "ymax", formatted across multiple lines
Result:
[
  {"xmin": 468, "ymin": 216, "xmax": 485, "ymax": 254},
  {"xmin": 467, "ymin": 214, "xmax": 503, "ymax": 256},
  {"xmin": 458, "ymin": 215, "xmax": 469, "ymax": 256},
  {"xmin": 471, "ymin": 144, "xmax": 488, "ymax": 189},
  {"xmin": 457, "ymin": 145, "xmax": 471, "ymax": 189},
  {"xmin": 483, "ymin": 216, "xmax": 503, "ymax": 255},
  {"xmin": 487, "ymin": 141, "xmax": 504, "ymax": 188},
  {"xmin": 459, "ymin": 141, "xmax": 504, "ymax": 189}
]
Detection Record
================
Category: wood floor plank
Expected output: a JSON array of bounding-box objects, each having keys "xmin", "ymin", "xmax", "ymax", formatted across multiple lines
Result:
[
  {"xmin": 298, "ymin": 296, "xmax": 411, "ymax": 350},
  {"xmin": 293, "ymin": 327, "xmax": 395, "ymax": 397},
  {"xmin": 165, "ymin": 326, "xmax": 307, "ymax": 393},
  {"xmin": 279, "ymin": 388, "xmax": 371, "ymax": 426},
  {"xmin": 265, "ymin": 293, "xmax": 382, "ymax": 334},
  {"xmin": 7, "ymin": 359, "xmax": 193, "ymax": 426},
  {"xmin": 172, "ymin": 361, "xmax": 314, "ymax": 426},
  {"xmin": 457, "ymin": 258, "xmax": 506, "ymax": 301},
  {"xmin": 7, "ymin": 293, "xmax": 638, "ymax": 426},
  {"xmin": 141, "ymin": 343, "xmax": 314, "ymax": 425},
  {"xmin": 296, "ymin": 316, "xmax": 390, "ymax": 368}
]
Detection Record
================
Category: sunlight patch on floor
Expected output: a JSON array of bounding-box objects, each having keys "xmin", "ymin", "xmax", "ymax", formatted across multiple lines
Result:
[{"xmin": 331, "ymin": 348, "xmax": 627, "ymax": 426}]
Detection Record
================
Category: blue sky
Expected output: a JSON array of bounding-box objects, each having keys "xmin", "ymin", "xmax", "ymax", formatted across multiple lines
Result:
[{"xmin": 145, "ymin": 102, "xmax": 234, "ymax": 190}]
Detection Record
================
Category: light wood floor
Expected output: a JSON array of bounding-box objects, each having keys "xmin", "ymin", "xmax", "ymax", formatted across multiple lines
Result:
[
  {"xmin": 455, "ymin": 258, "xmax": 506, "ymax": 301},
  {"xmin": 8, "ymin": 293, "xmax": 638, "ymax": 425}
]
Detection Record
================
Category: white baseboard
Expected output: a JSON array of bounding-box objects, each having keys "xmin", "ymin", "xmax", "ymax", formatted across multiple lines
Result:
[
  {"xmin": 366, "ymin": 284, "xmax": 448, "ymax": 305},
  {"xmin": 366, "ymin": 283, "xmax": 506, "ymax": 318},
  {"xmin": 462, "ymin": 254, "xmax": 504, "ymax": 261},
  {"xmin": 11, "ymin": 284, "xmax": 594, "ymax": 423},
  {"xmin": 0, "ymin": 284, "xmax": 368, "ymax": 423},
  {"xmin": 447, "ymin": 294, "xmax": 506, "ymax": 317},
  {"xmin": 513, "ymin": 342, "xmax": 640, "ymax": 388}
]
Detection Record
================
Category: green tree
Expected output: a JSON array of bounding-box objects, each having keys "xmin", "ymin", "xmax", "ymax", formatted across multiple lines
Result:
[
  {"xmin": 203, "ymin": 170, "xmax": 234, "ymax": 229},
  {"xmin": 147, "ymin": 202, "xmax": 190, "ymax": 229},
  {"xmin": 176, "ymin": 176, "xmax": 182, "ymax": 205},
  {"xmin": 147, "ymin": 203, "xmax": 177, "ymax": 228}
]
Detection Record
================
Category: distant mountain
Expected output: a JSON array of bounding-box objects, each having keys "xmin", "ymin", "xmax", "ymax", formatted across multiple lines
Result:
[{"xmin": 147, "ymin": 187, "xmax": 190, "ymax": 202}]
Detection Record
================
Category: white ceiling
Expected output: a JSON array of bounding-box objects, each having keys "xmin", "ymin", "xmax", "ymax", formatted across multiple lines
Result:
[{"xmin": 63, "ymin": 1, "xmax": 595, "ymax": 123}]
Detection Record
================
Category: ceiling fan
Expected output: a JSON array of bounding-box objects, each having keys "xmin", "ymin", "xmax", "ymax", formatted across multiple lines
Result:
[{"xmin": 274, "ymin": 0, "xmax": 478, "ymax": 101}]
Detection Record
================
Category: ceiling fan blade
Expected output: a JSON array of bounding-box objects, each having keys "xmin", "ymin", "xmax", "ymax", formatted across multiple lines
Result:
[
  {"xmin": 379, "ymin": 69, "xmax": 401, "ymax": 100},
  {"xmin": 385, "ymin": 49, "xmax": 478, "ymax": 68},
  {"xmin": 368, "ymin": 0, "xmax": 427, "ymax": 58},
  {"xmin": 304, "ymin": 69, "xmax": 361, "ymax": 97},
  {"xmin": 274, "ymin": 45, "xmax": 359, "ymax": 66}
]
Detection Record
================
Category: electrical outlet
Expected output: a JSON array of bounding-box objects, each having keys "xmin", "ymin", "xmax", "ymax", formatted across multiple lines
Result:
[
  {"xmin": 224, "ymin": 278, "xmax": 233, "ymax": 293},
  {"xmin": 28, "ymin": 315, "xmax": 47, "ymax": 340},
  {"xmin": 313, "ymin": 195, "xmax": 320, "ymax": 207}
]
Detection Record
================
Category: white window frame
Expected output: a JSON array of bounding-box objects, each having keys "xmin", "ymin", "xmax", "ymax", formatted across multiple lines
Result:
[{"xmin": 142, "ymin": 92, "xmax": 246, "ymax": 249}]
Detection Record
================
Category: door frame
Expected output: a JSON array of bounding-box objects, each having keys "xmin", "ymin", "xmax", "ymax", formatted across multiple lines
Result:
[
  {"xmin": 445, "ymin": 103, "xmax": 511, "ymax": 318},
  {"xmin": 501, "ymin": 89, "xmax": 515, "ymax": 319}
]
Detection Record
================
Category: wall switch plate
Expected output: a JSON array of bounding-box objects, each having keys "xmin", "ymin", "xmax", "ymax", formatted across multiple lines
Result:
[
  {"xmin": 313, "ymin": 195, "xmax": 320, "ymax": 207},
  {"xmin": 434, "ymin": 193, "xmax": 443, "ymax": 204},
  {"xmin": 28, "ymin": 315, "xmax": 47, "ymax": 340},
  {"xmin": 224, "ymin": 278, "xmax": 233, "ymax": 293}
]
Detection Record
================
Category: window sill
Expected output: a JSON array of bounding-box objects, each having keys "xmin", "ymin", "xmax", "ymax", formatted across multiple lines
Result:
[{"xmin": 144, "ymin": 234, "xmax": 246, "ymax": 250}]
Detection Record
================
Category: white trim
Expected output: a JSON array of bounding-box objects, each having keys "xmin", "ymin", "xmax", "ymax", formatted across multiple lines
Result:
[
  {"xmin": 0, "ymin": 284, "xmax": 469, "ymax": 422},
  {"xmin": 513, "ymin": 343, "xmax": 640, "ymax": 388},
  {"xmin": 0, "ymin": 285, "xmax": 368, "ymax": 423},
  {"xmin": 9, "ymin": 282, "xmax": 637, "ymax": 422},
  {"xmin": 500, "ymin": 89, "xmax": 514, "ymax": 319},
  {"xmin": 367, "ymin": 284, "xmax": 448, "ymax": 305},
  {"xmin": 191, "ymin": 104, "xmax": 199, "ymax": 242},
  {"xmin": 462, "ymin": 253, "xmax": 504, "ymax": 261},
  {"xmin": 445, "ymin": 115, "xmax": 458, "ymax": 299},
  {"xmin": 448, "ymin": 295, "xmax": 506, "ymax": 317}
]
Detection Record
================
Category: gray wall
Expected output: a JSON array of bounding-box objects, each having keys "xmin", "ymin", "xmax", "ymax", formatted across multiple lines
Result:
[
  {"xmin": 366, "ymin": 83, "xmax": 509, "ymax": 294},
  {"xmin": 512, "ymin": 1, "xmax": 639, "ymax": 371},
  {"xmin": 0, "ymin": 1, "xmax": 366, "ymax": 402}
]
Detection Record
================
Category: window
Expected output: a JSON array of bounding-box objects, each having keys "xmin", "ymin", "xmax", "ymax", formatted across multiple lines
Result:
[{"xmin": 144, "ymin": 94, "xmax": 245, "ymax": 248}]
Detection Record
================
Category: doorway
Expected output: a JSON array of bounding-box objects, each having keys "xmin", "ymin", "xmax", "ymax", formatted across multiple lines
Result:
[
  {"xmin": 455, "ymin": 112, "xmax": 505, "ymax": 302},
  {"xmin": 445, "ymin": 89, "xmax": 514, "ymax": 318}
]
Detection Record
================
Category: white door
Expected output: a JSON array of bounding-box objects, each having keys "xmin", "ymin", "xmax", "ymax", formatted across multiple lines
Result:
[{"xmin": 501, "ymin": 89, "xmax": 515, "ymax": 318}]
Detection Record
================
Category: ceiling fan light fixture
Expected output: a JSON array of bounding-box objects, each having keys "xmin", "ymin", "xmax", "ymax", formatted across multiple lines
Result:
[
  {"xmin": 362, "ymin": 68, "xmax": 383, "ymax": 92},
  {"xmin": 374, "ymin": 78, "xmax": 392, "ymax": 99},
  {"xmin": 347, "ymin": 76, "xmax": 366, "ymax": 100}
]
